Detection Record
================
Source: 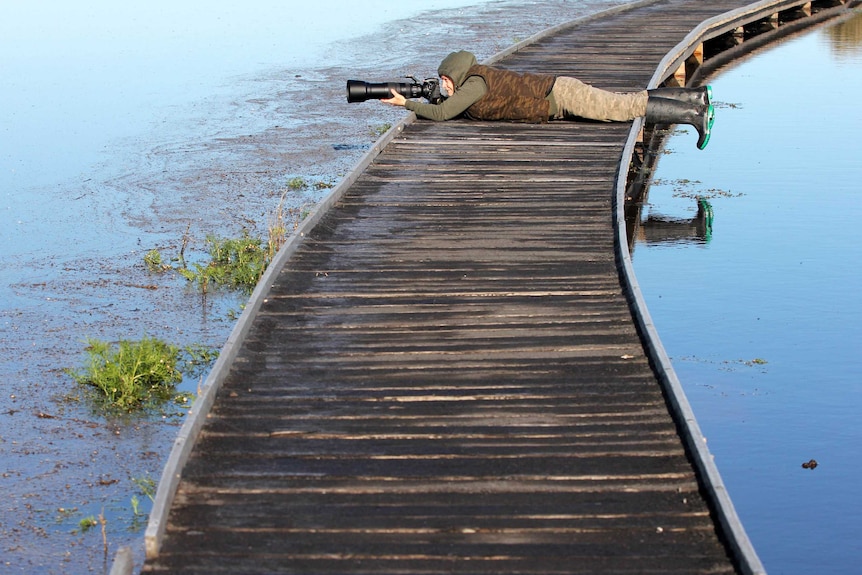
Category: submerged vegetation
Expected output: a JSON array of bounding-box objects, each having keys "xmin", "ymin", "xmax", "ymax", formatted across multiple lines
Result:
[{"xmin": 651, "ymin": 177, "xmax": 742, "ymax": 200}]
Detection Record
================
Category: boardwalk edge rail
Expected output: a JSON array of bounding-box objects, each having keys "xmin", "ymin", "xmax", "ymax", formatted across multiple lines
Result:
[{"xmin": 134, "ymin": 0, "xmax": 859, "ymax": 571}]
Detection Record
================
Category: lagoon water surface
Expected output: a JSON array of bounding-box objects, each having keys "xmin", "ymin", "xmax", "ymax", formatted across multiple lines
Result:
[{"xmin": 632, "ymin": 12, "xmax": 862, "ymax": 574}]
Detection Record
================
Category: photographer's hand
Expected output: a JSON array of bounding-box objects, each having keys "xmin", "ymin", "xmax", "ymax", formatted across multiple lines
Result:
[{"xmin": 381, "ymin": 89, "xmax": 407, "ymax": 107}]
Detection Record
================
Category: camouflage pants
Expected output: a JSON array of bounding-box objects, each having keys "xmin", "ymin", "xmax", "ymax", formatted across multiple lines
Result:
[{"xmin": 551, "ymin": 76, "xmax": 648, "ymax": 122}]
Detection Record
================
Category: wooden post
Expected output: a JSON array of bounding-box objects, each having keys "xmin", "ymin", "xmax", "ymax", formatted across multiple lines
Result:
[
  {"xmin": 745, "ymin": 12, "xmax": 779, "ymax": 37},
  {"xmin": 667, "ymin": 44, "xmax": 704, "ymax": 88},
  {"xmin": 685, "ymin": 43, "xmax": 704, "ymax": 79},
  {"xmin": 780, "ymin": 2, "xmax": 812, "ymax": 22},
  {"xmin": 668, "ymin": 60, "xmax": 687, "ymax": 87},
  {"xmin": 732, "ymin": 25, "xmax": 745, "ymax": 45}
]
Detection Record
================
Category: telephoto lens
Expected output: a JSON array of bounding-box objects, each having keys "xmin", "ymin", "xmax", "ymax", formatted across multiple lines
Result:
[{"xmin": 346, "ymin": 80, "xmax": 417, "ymax": 103}]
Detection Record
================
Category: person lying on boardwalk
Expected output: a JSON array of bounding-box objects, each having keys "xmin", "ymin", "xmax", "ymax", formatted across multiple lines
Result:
[{"xmin": 382, "ymin": 50, "xmax": 714, "ymax": 150}]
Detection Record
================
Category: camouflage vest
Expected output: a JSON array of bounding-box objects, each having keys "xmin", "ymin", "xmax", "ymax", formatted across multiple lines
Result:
[{"xmin": 464, "ymin": 65, "xmax": 556, "ymax": 123}]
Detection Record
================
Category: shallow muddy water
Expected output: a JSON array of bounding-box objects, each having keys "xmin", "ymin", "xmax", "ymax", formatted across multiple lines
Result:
[
  {"xmin": 0, "ymin": 1, "xmax": 626, "ymax": 572},
  {"xmin": 632, "ymin": 11, "xmax": 862, "ymax": 574}
]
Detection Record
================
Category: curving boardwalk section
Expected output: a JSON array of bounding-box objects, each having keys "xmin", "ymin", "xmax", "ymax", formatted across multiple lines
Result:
[{"xmin": 140, "ymin": 1, "xmax": 858, "ymax": 573}]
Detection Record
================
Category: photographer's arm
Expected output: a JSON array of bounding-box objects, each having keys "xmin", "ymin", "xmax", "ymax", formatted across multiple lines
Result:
[{"xmin": 383, "ymin": 76, "xmax": 487, "ymax": 121}]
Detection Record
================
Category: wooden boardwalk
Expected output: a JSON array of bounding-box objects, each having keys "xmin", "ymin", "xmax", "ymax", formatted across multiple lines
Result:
[{"xmin": 138, "ymin": 1, "xmax": 857, "ymax": 573}]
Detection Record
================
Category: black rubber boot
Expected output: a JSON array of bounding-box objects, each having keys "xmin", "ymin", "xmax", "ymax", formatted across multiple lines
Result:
[
  {"xmin": 646, "ymin": 97, "xmax": 715, "ymax": 150},
  {"xmin": 649, "ymin": 85, "xmax": 712, "ymax": 107}
]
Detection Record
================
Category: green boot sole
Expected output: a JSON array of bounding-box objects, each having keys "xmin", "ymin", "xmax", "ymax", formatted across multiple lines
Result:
[{"xmin": 697, "ymin": 104, "xmax": 716, "ymax": 150}]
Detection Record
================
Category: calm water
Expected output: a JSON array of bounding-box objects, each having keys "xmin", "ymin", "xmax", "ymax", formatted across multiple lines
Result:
[{"xmin": 632, "ymin": 12, "xmax": 862, "ymax": 574}]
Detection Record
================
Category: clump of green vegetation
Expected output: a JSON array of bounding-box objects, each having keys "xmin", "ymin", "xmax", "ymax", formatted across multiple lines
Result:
[
  {"xmin": 144, "ymin": 194, "xmax": 316, "ymax": 295},
  {"xmin": 79, "ymin": 516, "xmax": 99, "ymax": 533},
  {"xmin": 182, "ymin": 343, "xmax": 219, "ymax": 377},
  {"xmin": 144, "ymin": 249, "xmax": 170, "ymax": 273},
  {"xmin": 66, "ymin": 337, "xmax": 186, "ymax": 411},
  {"xmin": 372, "ymin": 123, "xmax": 392, "ymax": 137},
  {"xmin": 288, "ymin": 176, "xmax": 306, "ymax": 190},
  {"xmin": 67, "ymin": 338, "xmax": 218, "ymax": 412},
  {"xmin": 177, "ymin": 232, "xmax": 269, "ymax": 293},
  {"xmin": 267, "ymin": 194, "xmax": 289, "ymax": 262},
  {"xmin": 146, "ymin": 233, "xmax": 271, "ymax": 295},
  {"xmin": 286, "ymin": 176, "xmax": 335, "ymax": 192},
  {"xmin": 132, "ymin": 475, "xmax": 157, "ymax": 501}
]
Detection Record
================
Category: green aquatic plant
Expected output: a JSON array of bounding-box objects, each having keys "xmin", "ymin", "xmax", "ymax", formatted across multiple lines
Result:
[
  {"xmin": 372, "ymin": 123, "xmax": 392, "ymax": 136},
  {"xmin": 267, "ymin": 195, "xmax": 289, "ymax": 262},
  {"xmin": 143, "ymin": 249, "xmax": 170, "ymax": 273},
  {"xmin": 177, "ymin": 233, "xmax": 268, "ymax": 293},
  {"xmin": 79, "ymin": 516, "xmax": 98, "ymax": 533},
  {"xmin": 288, "ymin": 176, "xmax": 306, "ymax": 190},
  {"xmin": 67, "ymin": 337, "xmax": 184, "ymax": 411},
  {"xmin": 132, "ymin": 475, "xmax": 157, "ymax": 502},
  {"xmin": 143, "ymin": 194, "xmax": 306, "ymax": 295},
  {"xmin": 67, "ymin": 338, "xmax": 218, "ymax": 412},
  {"xmin": 182, "ymin": 344, "xmax": 219, "ymax": 376}
]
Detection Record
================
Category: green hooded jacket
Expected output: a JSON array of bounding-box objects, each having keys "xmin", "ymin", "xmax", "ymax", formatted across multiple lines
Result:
[{"xmin": 404, "ymin": 50, "xmax": 557, "ymax": 123}]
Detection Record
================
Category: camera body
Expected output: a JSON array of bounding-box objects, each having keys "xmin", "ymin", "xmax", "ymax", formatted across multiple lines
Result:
[{"xmin": 347, "ymin": 76, "xmax": 444, "ymax": 105}]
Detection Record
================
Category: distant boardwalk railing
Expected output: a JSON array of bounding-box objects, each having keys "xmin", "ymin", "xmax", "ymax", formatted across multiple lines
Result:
[{"xmin": 130, "ymin": 1, "xmax": 858, "ymax": 574}]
